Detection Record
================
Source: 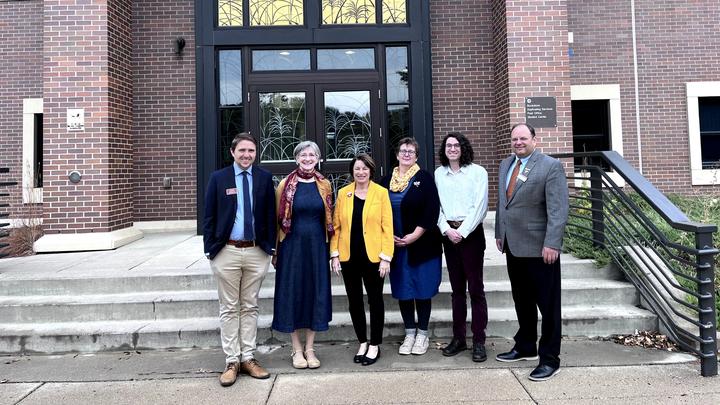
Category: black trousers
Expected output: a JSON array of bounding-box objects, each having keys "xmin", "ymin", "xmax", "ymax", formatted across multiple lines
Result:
[
  {"xmin": 341, "ymin": 258, "xmax": 385, "ymax": 345},
  {"xmin": 506, "ymin": 246, "xmax": 562, "ymax": 368},
  {"xmin": 442, "ymin": 225, "xmax": 488, "ymax": 344}
]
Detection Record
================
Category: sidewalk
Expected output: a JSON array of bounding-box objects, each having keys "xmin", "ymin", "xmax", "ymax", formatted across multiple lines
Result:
[{"xmin": 2, "ymin": 338, "xmax": 718, "ymax": 404}]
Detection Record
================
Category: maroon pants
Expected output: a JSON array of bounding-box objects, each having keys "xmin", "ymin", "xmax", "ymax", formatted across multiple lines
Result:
[{"xmin": 442, "ymin": 225, "xmax": 488, "ymax": 344}]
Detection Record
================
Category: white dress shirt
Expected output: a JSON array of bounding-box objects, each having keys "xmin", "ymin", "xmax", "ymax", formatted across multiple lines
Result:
[{"xmin": 434, "ymin": 163, "xmax": 489, "ymax": 238}]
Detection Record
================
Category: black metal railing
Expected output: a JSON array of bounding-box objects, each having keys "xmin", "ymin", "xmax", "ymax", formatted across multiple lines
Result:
[
  {"xmin": 0, "ymin": 168, "xmax": 16, "ymax": 259},
  {"xmin": 551, "ymin": 151, "xmax": 718, "ymax": 376}
]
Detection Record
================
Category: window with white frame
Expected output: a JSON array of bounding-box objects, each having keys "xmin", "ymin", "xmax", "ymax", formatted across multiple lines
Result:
[
  {"xmin": 570, "ymin": 84, "xmax": 624, "ymax": 186},
  {"xmin": 22, "ymin": 98, "xmax": 43, "ymax": 203},
  {"xmin": 687, "ymin": 82, "xmax": 720, "ymax": 185}
]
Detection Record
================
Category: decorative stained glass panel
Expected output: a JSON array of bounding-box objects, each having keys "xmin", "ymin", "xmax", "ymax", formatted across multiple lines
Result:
[
  {"xmin": 218, "ymin": 0, "xmax": 244, "ymax": 27},
  {"xmin": 322, "ymin": 0, "xmax": 376, "ymax": 25},
  {"xmin": 220, "ymin": 107, "xmax": 245, "ymax": 167},
  {"xmin": 382, "ymin": 0, "xmax": 406, "ymax": 23},
  {"xmin": 386, "ymin": 46, "xmax": 409, "ymax": 104},
  {"xmin": 328, "ymin": 173, "xmax": 352, "ymax": 196},
  {"xmin": 387, "ymin": 104, "xmax": 409, "ymax": 168},
  {"xmin": 259, "ymin": 92, "xmax": 307, "ymax": 161},
  {"xmin": 219, "ymin": 50, "xmax": 243, "ymax": 106},
  {"xmin": 323, "ymin": 90, "xmax": 372, "ymax": 160},
  {"xmin": 250, "ymin": 0, "xmax": 304, "ymax": 26}
]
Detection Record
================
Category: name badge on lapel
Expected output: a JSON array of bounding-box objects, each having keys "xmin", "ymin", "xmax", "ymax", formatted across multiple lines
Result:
[
  {"xmin": 517, "ymin": 174, "xmax": 528, "ymax": 182},
  {"xmin": 226, "ymin": 188, "xmax": 238, "ymax": 195}
]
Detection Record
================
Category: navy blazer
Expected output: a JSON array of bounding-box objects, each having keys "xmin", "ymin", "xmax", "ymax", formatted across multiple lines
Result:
[
  {"xmin": 380, "ymin": 169, "xmax": 443, "ymax": 267},
  {"xmin": 203, "ymin": 164, "xmax": 277, "ymax": 259}
]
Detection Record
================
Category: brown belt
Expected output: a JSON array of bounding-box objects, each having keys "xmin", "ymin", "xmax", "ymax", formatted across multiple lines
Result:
[
  {"xmin": 447, "ymin": 220, "xmax": 463, "ymax": 229},
  {"xmin": 227, "ymin": 240, "xmax": 256, "ymax": 248}
]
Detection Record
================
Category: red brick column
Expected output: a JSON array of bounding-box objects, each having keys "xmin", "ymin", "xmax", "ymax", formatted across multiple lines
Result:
[
  {"xmin": 494, "ymin": 0, "xmax": 573, "ymax": 157},
  {"xmin": 38, "ymin": 0, "xmax": 139, "ymax": 250}
]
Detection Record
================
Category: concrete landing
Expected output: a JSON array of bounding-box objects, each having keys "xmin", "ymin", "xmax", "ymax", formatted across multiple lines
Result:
[{"xmin": 1, "ymin": 338, "xmax": 714, "ymax": 405}]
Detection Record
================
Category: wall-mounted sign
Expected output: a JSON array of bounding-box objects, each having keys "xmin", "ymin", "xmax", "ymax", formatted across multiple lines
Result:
[
  {"xmin": 525, "ymin": 97, "xmax": 556, "ymax": 128},
  {"xmin": 67, "ymin": 108, "xmax": 85, "ymax": 131}
]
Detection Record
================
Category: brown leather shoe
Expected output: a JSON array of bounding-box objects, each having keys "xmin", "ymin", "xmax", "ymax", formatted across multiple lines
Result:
[
  {"xmin": 240, "ymin": 358, "xmax": 270, "ymax": 379},
  {"xmin": 219, "ymin": 362, "xmax": 239, "ymax": 387}
]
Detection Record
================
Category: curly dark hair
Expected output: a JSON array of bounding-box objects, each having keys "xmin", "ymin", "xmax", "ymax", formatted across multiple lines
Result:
[{"xmin": 438, "ymin": 132, "xmax": 474, "ymax": 167}]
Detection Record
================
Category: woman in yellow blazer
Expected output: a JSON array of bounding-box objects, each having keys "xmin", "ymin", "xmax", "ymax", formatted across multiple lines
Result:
[{"xmin": 330, "ymin": 154, "xmax": 394, "ymax": 366}]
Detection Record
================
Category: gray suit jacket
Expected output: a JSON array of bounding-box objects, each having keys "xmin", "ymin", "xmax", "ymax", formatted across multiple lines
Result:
[{"xmin": 494, "ymin": 151, "xmax": 569, "ymax": 257}]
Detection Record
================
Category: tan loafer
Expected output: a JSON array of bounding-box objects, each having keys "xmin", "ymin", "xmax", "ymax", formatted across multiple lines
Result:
[
  {"xmin": 292, "ymin": 350, "xmax": 308, "ymax": 369},
  {"xmin": 219, "ymin": 362, "xmax": 239, "ymax": 387},
  {"xmin": 305, "ymin": 348, "xmax": 320, "ymax": 369},
  {"xmin": 240, "ymin": 358, "xmax": 270, "ymax": 379}
]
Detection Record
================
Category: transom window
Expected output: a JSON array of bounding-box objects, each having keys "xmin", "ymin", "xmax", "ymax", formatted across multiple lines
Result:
[
  {"xmin": 250, "ymin": 48, "xmax": 376, "ymax": 71},
  {"xmin": 218, "ymin": 0, "xmax": 407, "ymax": 27}
]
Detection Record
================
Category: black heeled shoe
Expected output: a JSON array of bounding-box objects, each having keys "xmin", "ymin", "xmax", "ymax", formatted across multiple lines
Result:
[
  {"xmin": 353, "ymin": 345, "xmax": 368, "ymax": 363},
  {"xmin": 361, "ymin": 347, "xmax": 381, "ymax": 366}
]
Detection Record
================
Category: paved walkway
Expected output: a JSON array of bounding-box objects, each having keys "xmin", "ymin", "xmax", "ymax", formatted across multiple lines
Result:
[
  {"xmin": 1, "ymin": 338, "xmax": 718, "ymax": 404},
  {"xmin": 2, "ymin": 231, "xmax": 719, "ymax": 403}
]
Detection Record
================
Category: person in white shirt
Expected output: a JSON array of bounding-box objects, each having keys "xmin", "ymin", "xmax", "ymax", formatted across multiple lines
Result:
[{"xmin": 434, "ymin": 132, "xmax": 489, "ymax": 362}]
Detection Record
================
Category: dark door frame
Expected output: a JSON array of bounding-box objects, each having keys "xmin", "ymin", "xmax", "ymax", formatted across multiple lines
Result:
[{"xmin": 195, "ymin": 0, "xmax": 433, "ymax": 233}]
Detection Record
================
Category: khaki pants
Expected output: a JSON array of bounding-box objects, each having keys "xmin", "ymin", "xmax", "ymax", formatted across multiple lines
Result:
[{"xmin": 210, "ymin": 245, "xmax": 271, "ymax": 364}]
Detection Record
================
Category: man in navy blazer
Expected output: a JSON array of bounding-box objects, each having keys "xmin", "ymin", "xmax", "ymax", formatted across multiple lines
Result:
[
  {"xmin": 494, "ymin": 123, "xmax": 569, "ymax": 382},
  {"xmin": 203, "ymin": 132, "xmax": 276, "ymax": 387}
]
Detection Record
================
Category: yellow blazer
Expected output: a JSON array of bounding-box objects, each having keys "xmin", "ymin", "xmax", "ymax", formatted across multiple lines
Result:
[{"xmin": 330, "ymin": 181, "xmax": 394, "ymax": 263}]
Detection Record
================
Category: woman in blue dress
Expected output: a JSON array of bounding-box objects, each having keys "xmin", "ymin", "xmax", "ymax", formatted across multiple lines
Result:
[
  {"xmin": 273, "ymin": 141, "xmax": 334, "ymax": 370},
  {"xmin": 379, "ymin": 137, "xmax": 443, "ymax": 356}
]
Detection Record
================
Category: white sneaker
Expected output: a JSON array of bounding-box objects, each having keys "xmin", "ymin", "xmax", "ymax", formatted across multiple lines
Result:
[
  {"xmin": 398, "ymin": 334, "xmax": 416, "ymax": 355},
  {"xmin": 411, "ymin": 334, "xmax": 429, "ymax": 355}
]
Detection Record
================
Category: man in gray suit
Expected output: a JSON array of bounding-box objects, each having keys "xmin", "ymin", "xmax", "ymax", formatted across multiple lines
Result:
[{"xmin": 494, "ymin": 123, "xmax": 569, "ymax": 382}]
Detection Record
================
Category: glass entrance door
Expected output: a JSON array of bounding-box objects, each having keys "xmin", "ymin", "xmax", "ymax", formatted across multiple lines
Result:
[{"xmin": 250, "ymin": 82, "xmax": 381, "ymax": 193}]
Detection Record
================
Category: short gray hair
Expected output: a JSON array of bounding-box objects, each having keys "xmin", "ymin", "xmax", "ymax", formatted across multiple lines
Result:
[{"xmin": 293, "ymin": 140, "xmax": 321, "ymax": 159}]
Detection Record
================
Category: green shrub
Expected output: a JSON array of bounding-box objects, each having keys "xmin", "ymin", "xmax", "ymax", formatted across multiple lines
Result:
[{"xmin": 563, "ymin": 191, "xmax": 719, "ymax": 329}]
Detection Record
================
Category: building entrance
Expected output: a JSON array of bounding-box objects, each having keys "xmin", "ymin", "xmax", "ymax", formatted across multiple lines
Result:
[{"xmin": 249, "ymin": 81, "xmax": 382, "ymax": 191}]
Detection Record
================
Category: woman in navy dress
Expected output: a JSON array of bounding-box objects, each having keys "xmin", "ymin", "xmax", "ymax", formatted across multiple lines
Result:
[
  {"xmin": 273, "ymin": 141, "xmax": 334, "ymax": 369},
  {"xmin": 380, "ymin": 137, "xmax": 442, "ymax": 356}
]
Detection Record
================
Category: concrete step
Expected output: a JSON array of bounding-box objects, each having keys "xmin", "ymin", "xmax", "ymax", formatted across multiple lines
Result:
[
  {"xmin": 0, "ymin": 279, "xmax": 639, "ymax": 323},
  {"xmin": 0, "ymin": 258, "xmax": 621, "ymax": 296},
  {"xmin": 0, "ymin": 305, "xmax": 657, "ymax": 354}
]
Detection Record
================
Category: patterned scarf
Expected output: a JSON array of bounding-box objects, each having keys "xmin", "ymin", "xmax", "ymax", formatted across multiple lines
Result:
[
  {"xmin": 389, "ymin": 163, "xmax": 420, "ymax": 192},
  {"xmin": 278, "ymin": 169, "xmax": 335, "ymax": 237}
]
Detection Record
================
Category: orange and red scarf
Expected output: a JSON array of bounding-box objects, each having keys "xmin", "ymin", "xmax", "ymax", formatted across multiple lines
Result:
[{"xmin": 278, "ymin": 169, "xmax": 334, "ymax": 237}]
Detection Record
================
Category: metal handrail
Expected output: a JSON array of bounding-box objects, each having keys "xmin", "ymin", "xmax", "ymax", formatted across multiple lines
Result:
[{"xmin": 551, "ymin": 151, "xmax": 718, "ymax": 377}]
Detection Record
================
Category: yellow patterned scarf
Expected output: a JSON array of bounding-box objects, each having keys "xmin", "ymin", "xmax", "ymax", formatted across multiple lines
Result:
[{"xmin": 389, "ymin": 164, "xmax": 420, "ymax": 192}]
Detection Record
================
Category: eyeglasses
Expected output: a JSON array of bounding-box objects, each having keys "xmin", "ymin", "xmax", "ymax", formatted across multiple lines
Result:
[
  {"xmin": 445, "ymin": 143, "xmax": 461, "ymax": 149},
  {"xmin": 298, "ymin": 153, "xmax": 317, "ymax": 159},
  {"xmin": 398, "ymin": 149, "xmax": 416, "ymax": 156}
]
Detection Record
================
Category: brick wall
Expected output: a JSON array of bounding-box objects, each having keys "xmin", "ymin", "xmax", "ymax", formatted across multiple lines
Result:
[
  {"xmin": 430, "ymin": 0, "xmax": 499, "ymax": 204},
  {"xmin": 503, "ymin": 0, "xmax": 573, "ymax": 156},
  {"xmin": 492, "ymin": 0, "xmax": 510, "ymax": 159},
  {"xmin": 42, "ymin": 0, "xmax": 134, "ymax": 233},
  {"xmin": 131, "ymin": 0, "xmax": 196, "ymax": 221},
  {"xmin": 568, "ymin": 0, "xmax": 720, "ymax": 193},
  {"xmin": 494, "ymin": 0, "xmax": 574, "ymax": 187},
  {"xmin": 108, "ymin": 0, "xmax": 135, "ymax": 230},
  {"xmin": 0, "ymin": 0, "xmax": 43, "ymax": 216}
]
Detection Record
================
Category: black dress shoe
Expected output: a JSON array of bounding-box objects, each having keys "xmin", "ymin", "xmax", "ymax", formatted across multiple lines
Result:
[
  {"xmin": 361, "ymin": 347, "xmax": 380, "ymax": 366},
  {"xmin": 472, "ymin": 343, "xmax": 487, "ymax": 362},
  {"xmin": 353, "ymin": 346, "xmax": 368, "ymax": 363},
  {"xmin": 495, "ymin": 349, "xmax": 539, "ymax": 362},
  {"xmin": 529, "ymin": 364, "xmax": 560, "ymax": 381},
  {"xmin": 441, "ymin": 338, "xmax": 467, "ymax": 357}
]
